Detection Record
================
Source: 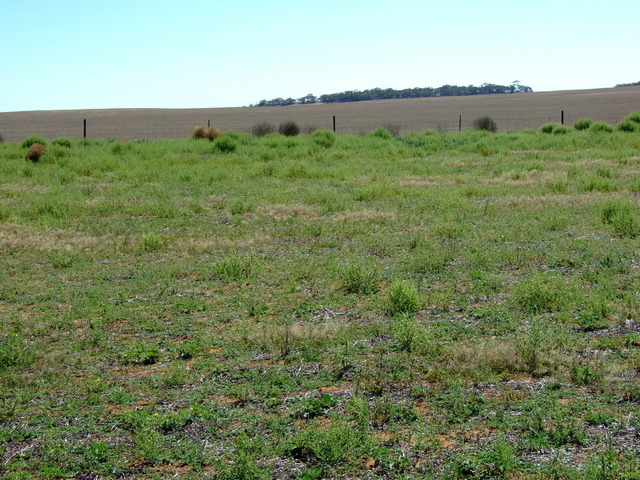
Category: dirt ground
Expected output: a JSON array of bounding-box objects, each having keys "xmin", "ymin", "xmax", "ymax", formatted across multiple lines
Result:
[{"xmin": 1, "ymin": 86, "xmax": 640, "ymax": 142}]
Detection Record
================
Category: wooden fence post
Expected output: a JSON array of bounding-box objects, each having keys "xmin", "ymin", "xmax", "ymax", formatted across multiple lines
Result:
[
  {"xmin": 333, "ymin": 115, "xmax": 336, "ymax": 133},
  {"xmin": 83, "ymin": 119, "xmax": 87, "ymax": 139}
]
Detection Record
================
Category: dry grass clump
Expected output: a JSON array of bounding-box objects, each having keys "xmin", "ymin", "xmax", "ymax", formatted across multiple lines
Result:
[
  {"xmin": 205, "ymin": 127, "xmax": 221, "ymax": 140},
  {"xmin": 192, "ymin": 126, "xmax": 207, "ymax": 139},
  {"xmin": 25, "ymin": 143, "xmax": 46, "ymax": 162}
]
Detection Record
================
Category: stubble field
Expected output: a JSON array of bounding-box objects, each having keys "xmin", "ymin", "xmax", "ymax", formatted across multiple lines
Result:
[
  {"xmin": 1, "ymin": 86, "xmax": 640, "ymax": 142},
  {"xmin": 1, "ymin": 102, "xmax": 640, "ymax": 479}
]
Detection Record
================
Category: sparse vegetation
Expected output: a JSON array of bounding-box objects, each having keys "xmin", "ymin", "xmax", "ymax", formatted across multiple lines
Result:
[{"xmin": 1, "ymin": 121, "xmax": 640, "ymax": 478}]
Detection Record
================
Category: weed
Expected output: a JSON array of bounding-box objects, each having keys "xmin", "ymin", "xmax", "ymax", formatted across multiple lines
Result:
[
  {"xmin": 591, "ymin": 121, "xmax": 615, "ymax": 133},
  {"xmin": 51, "ymin": 137, "xmax": 73, "ymax": 148},
  {"xmin": 192, "ymin": 126, "xmax": 207, "ymax": 139},
  {"xmin": 340, "ymin": 262, "xmax": 381, "ymax": 294},
  {"xmin": 370, "ymin": 127, "xmax": 393, "ymax": 139},
  {"xmin": 215, "ymin": 252, "xmax": 256, "ymax": 282},
  {"xmin": 601, "ymin": 199, "xmax": 639, "ymax": 237},
  {"xmin": 121, "ymin": 343, "xmax": 159, "ymax": 365},
  {"xmin": 311, "ymin": 129, "xmax": 337, "ymax": 148},
  {"xmin": 384, "ymin": 280, "xmax": 420, "ymax": 315},
  {"xmin": 574, "ymin": 118, "xmax": 594, "ymax": 130},
  {"xmin": 21, "ymin": 135, "xmax": 47, "ymax": 148},
  {"xmin": 205, "ymin": 126, "xmax": 221, "ymax": 140},
  {"xmin": 214, "ymin": 135, "xmax": 237, "ymax": 153}
]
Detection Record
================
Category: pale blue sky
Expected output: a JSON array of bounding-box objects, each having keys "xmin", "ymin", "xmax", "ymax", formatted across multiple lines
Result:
[{"xmin": 1, "ymin": 0, "xmax": 638, "ymax": 112}]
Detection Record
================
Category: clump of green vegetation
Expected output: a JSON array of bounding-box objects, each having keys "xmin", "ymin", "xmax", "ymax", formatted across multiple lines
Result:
[
  {"xmin": 601, "ymin": 199, "xmax": 639, "ymax": 237},
  {"xmin": 370, "ymin": 127, "xmax": 393, "ymax": 139},
  {"xmin": 590, "ymin": 121, "xmax": 614, "ymax": 133},
  {"xmin": 340, "ymin": 262, "xmax": 381, "ymax": 294},
  {"xmin": 214, "ymin": 135, "xmax": 238, "ymax": 153},
  {"xmin": 384, "ymin": 279, "xmax": 420, "ymax": 315},
  {"xmin": 573, "ymin": 118, "xmax": 593, "ymax": 131},
  {"xmin": 51, "ymin": 136, "xmax": 74, "ymax": 148},
  {"xmin": 21, "ymin": 134, "xmax": 47, "ymax": 148},
  {"xmin": 541, "ymin": 122, "xmax": 570, "ymax": 134},
  {"xmin": 618, "ymin": 120, "xmax": 637, "ymax": 132},
  {"xmin": 312, "ymin": 129, "xmax": 337, "ymax": 148}
]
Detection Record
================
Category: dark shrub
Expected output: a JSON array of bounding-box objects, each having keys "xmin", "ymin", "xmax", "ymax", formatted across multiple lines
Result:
[
  {"xmin": 26, "ymin": 143, "xmax": 46, "ymax": 162},
  {"xmin": 278, "ymin": 121, "xmax": 300, "ymax": 136},
  {"xmin": 472, "ymin": 116, "xmax": 497, "ymax": 133},
  {"xmin": 574, "ymin": 118, "xmax": 593, "ymax": 131},
  {"xmin": 252, "ymin": 122, "xmax": 275, "ymax": 137},
  {"xmin": 192, "ymin": 127, "xmax": 206, "ymax": 139},
  {"xmin": 22, "ymin": 135, "xmax": 47, "ymax": 148}
]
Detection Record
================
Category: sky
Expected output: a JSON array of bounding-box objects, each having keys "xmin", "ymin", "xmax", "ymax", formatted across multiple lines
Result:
[{"xmin": 1, "ymin": 0, "xmax": 639, "ymax": 112}]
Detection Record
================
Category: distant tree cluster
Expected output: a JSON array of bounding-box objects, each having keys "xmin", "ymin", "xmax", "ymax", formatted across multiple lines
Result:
[
  {"xmin": 615, "ymin": 81, "xmax": 640, "ymax": 87},
  {"xmin": 254, "ymin": 82, "xmax": 532, "ymax": 107}
]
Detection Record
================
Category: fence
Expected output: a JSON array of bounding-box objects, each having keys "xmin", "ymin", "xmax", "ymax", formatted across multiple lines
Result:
[{"xmin": 1, "ymin": 88, "xmax": 639, "ymax": 142}]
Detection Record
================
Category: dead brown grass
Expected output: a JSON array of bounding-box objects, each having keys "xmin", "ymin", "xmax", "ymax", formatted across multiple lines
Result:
[{"xmin": 2, "ymin": 87, "xmax": 640, "ymax": 141}]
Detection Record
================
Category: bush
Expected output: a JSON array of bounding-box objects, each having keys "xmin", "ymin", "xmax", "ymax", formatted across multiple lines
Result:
[
  {"xmin": 205, "ymin": 127, "xmax": 221, "ymax": 140},
  {"xmin": 371, "ymin": 127, "xmax": 393, "ymax": 139},
  {"xmin": 618, "ymin": 120, "xmax": 637, "ymax": 132},
  {"xmin": 573, "ymin": 118, "xmax": 593, "ymax": 131},
  {"xmin": 214, "ymin": 136, "xmax": 237, "ymax": 153},
  {"xmin": 311, "ymin": 129, "xmax": 337, "ymax": 148},
  {"xmin": 21, "ymin": 135, "xmax": 47, "ymax": 148},
  {"xmin": 192, "ymin": 126, "xmax": 206, "ymax": 139},
  {"xmin": 25, "ymin": 143, "xmax": 46, "ymax": 162},
  {"xmin": 51, "ymin": 137, "xmax": 73, "ymax": 148},
  {"xmin": 623, "ymin": 110, "xmax": 640, "ymax": 125},
  {"xmin": 601, "ymin": 199, "xmax": 639, "ymax": 237},
  {"xmin": 340, "ymin": 263, "xmax": 380, "ymax": 294},
  {"xmin": 472, "ymin": 116, "xmax": 497, "ymax": 133},
  {"xmin": 278, "ymin": 121, "xmax": 300, "ymax": 136},
  {"xmin": 251, "ymin": 122, "xmax": 275, "ymax": 137},
  {"xmin": 590, "ymin": 122, "xmax": 614, "ymax": 133},
  {"xmin": 540, "ymin": 123, "xmax": 569, "ymax": 134}
]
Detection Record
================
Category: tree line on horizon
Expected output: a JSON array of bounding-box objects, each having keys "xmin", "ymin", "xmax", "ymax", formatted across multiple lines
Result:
[{"xmin": 253, "ymin": 81, "xmax": 533, "ymax": 107}]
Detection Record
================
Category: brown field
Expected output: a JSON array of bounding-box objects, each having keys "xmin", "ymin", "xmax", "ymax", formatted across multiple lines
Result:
[{"xmin": 1, "ymin": 86, "xmax": 639, "ymax": 142}]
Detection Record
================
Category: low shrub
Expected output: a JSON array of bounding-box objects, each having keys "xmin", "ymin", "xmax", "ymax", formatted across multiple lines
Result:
[
  {"xmin": 192, "ymin": 126, "xmax": 206, "ymax": 139},
  {"xmin": 590, "ymin": 122, "xmax": 614, "ymax": 133},
  {"xmin": 214, "ymin": 136, "xmax": 237, "ymax": 153},
  {"xmin": 384, "ymin": 280, "xmax": 420, "ymax": 316},
  {"xmin": 22, "ymin": 135, "xmax": 47, "ymax": 148},
  {"xmin": 205, "ymin": 127, "xmax": 221, "ymax": 140},
  {"xmin": 25, "ymin": 143, "xmax": 46, "ymax": 162},
  {"xmin": 601, "ymin": 199, "xmax": 639, "ymax": 237},
  {"xmin": 573, "ymin": 118, "xmax": 593, "ymax": 131},
  {"xmin": 340, "ymin": 263, "xmax": 380, "ymax": 294},
  {"xmin": 623, "ymin": 110, "xmax": 640, "ymax": 124},
  {"xmin": 540, "ymin": 123, "xmax": 569, "ymax": 134},
  {"xmin": 618, "ymin": 120, "xmax": 637, "ymax": 132},
  {"xmin": 371, "ymin": 127, "xmax": 393, "ymax": 139},
  {"xmin": 472, "ymin": 116, "xmax": 497, "ymax": 133},
  {"xmin": 278, "ymin": 121, "xmax": 300, "ymax": 136},
  {"xmin": 252, "ymin": 122, "xmax": 275, "ymax": 137},
  {"xmin": 51, "ymin": 137, "xmax": 73, "ymax": 148},
  {"xmin": 311, "ymin": 129, "xmax": 337, "ymax": 148}
]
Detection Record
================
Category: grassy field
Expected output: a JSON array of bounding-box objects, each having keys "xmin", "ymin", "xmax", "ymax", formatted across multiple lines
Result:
[
  {"xmin": 2, "ymin": 121, "xmax": 640, "ymax": 479},
  {"xmin": 2, "ymin": 86, "xmax": 640, "ymax": 142}
]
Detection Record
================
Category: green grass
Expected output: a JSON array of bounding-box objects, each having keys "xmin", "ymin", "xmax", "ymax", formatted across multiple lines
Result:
[{"xmin": 2, "ymin": 128, "xmax": 640, "ymax": 478}]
